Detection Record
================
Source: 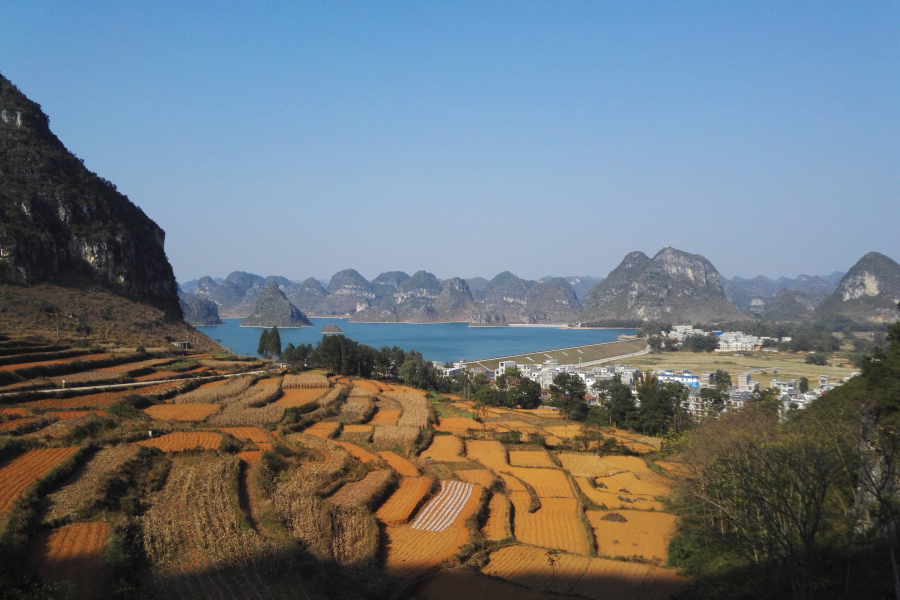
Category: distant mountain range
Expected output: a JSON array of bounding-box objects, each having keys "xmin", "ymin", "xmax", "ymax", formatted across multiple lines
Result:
[{"xmin": 178, "ymin": 249, "xmax": 900, "ymax": 328}]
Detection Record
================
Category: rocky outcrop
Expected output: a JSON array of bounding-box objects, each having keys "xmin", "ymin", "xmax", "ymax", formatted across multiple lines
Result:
[
  {"xmin": 522, "ymin": 278, "xmax": 582, "ymax": 322},
  {"xmin": 178, "ymin": 293, "xmax": 224, "ymax": 326},
  {"xmin": 372, "ymin": 271, "xmax": 410, "ymax": 297},
  {"xmin": 433, "ymin": 277, "xmax": 476, "ymax": 320},
  {"xmin": 815, "ymin": 252, "xmax": 900, "ymax": 323},
  {"xmin": 465, "ymin": 277, "xmax": 490, "ymax": 297},
  {"xmin": 0, "ymin": 72, "xmax": 178, "ymax": 312},
  {"xmin": 321, "ymin": 269, "xmax": 375, "ymax": 315},
  {"xmin": 541, "ymin": 276, "xmax": 603, "ymax": 302},
  {"xmin": 241, "ymin": 282, "xmax": 312, "ymax": 327},
  {"xmin": 470, "ymin": 309, "xmax": 507, "ymax": 327},
  {"xmin": 725, "ymin": 272, "xmax": 842, "ymax": 313},
  {"xmin": 479, "ymin": 272, "xmax": 535, "ymax": 315},
  {"xmin": 284, "ymin": 277, "xmax": 328, "ymax": 314},
  {"xmin": 581, "ymin": 247, "xmax": 744, "ymax": 323}
]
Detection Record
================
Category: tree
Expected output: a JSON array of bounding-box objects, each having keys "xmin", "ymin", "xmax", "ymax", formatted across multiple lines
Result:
[
  {"xmin": 497, "ymin": 368, "xmax": 541, "ymax": 409},
  {"xmin": 257, "ymin": 328, "xmax": 270, "ymax": 358},
  {"xmin": 548, "ymin": 373, "xmax": 588, "ymax": 421},
  {"xmin": 267, "ymin": 325, "xmax": 282, "ymax": 359},
  {"xmin": 714, "ymin": 369, "xmax": 732, "ymax": 390},
  {"xmin": 597, "ymin": 376, "xmax": 638, "ymax": 429},
  {"xmin": 805, "ymin": 352, "xmax": 828, "ymax": 366},
  {"xmin": 635, "ymin": 373, "xmax": 689, "ymax": 435},
  {"xmin": 799, "ymin": 376, "xmax": 809, "ymax": 393},
  {"xmin": 686, "ymin": 333, "xmax": 720, "ymax": 353}
]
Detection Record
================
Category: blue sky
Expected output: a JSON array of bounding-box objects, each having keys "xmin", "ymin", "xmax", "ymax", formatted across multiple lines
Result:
[{"xmin": 2, "ymin": 2, "xmax": 897, "ymax": 283}]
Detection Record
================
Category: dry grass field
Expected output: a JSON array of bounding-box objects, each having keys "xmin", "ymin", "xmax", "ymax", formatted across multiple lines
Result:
[
  {"xmin": 455, "ymin": 469, "xmax": 494, "ymax": 487},
  {"xmin": 508, "ymin": 450, "xmax": 556, "ymax": 468},
  {"xmin": 576, "ymin": 477, "xmax": 666, "ymax": 512},
  {"xmin": 465, "ymin": 440, "xmax": 508, "ymax": 470},
  {"xmin": 586, "ymin": 510, "xmax": 677, "ymax": 562},
  {"xmin": 329, "ymin": 470, "xmax": 393, "ymax": 508},
  {"xmin": 558, "ymin": 453, "xmax": 621, "ymax": 478},
  {"xmin": 433, "ymin": 417, "xmax": 484, "ymax": 433},
  {"xmin": 505, "ymin": 467, "xmax": 575, "ymax": 498},
  {"xmin": 508, "ymin": 493, "xmax": 589, "ymax": 555},
  {"xmin": 482, "ymin": 493, "xmax": 512, "ymax": 541}
]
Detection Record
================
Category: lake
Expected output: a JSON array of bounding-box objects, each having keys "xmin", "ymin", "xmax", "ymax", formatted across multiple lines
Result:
[{"xmin": 196, "ymin": 319, "xmax": 635, "ymax": 363}]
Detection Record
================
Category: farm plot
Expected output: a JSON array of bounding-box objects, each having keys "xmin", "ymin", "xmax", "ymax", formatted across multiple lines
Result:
[
  {"xmin": 29, "ymin": 522, "xmax": 108, "ymax": 600},
  {"xmin": 337, "ymin": 441, "xmax": 379, "ymax": 463},
  {"xmin": 595, "ymin": 472, "xmax": 671, "ymax": 498},
  {"xmin": 49, "ymin": 411, "xmax": 105, "ymax": 419},
  {"xmin": 274, "ymin": 388, "xmax": 326, "ymax": 407},
  {"xmin": 483, "ymin": 545, "xmax": 687, "ymax": 600},
  {"xmin": 135, "ymin": 432, "xmax": 222, "ymax": 451},
  {"xmin": 41, "ymin": 446, "xmax": 141, "ymax": 523},
  {"xmin": 205, "ymin": 380, "xmax": 285, "ymax": 427},
  {"xmin": 383, "ymin": 482, "xmax": 482, "ymax": 578},
  {"xmin": 23, "ymin": 382, "xmax": 184, "ymax": 410},
  {"xmin": 25, "ymin": 418, "xmax": 91, "ymax": 440},
  {"xmin": 586, "ymin": 510, "xmax": 677, "ymax": 562},
  {"xmin": 283, "ymin": 373, "xmax": 329, "ymax": 389},
  {"xmin": 340, "ymin": 395, "xmax": 375, "ymax": 423},
  {"xmin": 328, "ymin": 470, "xmax": 393, "ymax": 508},
  {"xmin": 369, "ymin": 409, "xmax": 401, "ymax": 426},
  {"xmin": 465, "ymin": 440, "xmax": 509, "ymax": 470},
  {"xmin": 455, "ymin": 469, "xmax": 494, "ymax": 487},
  {"xmin": 173, "ymin": 375, "xmax": 254, "ymax": 404},
  {"xmin": 218, "ymin": 427, "xmax": 271, "ymax": 444},
  {"xmin": 0, "ymin": 352, "xmax": 112, "ymax": 371},
  {"xmin": 351, "ymin": 379, "xmax": 381, "ymax": 394},
  {"xmin": 142, "ymin": 454, "xmax": 285, "ymax": 599},
  {"xmin": 421, "ymin": 435, "xmax": 463, "ymax": 462},
  {"xmin": 434, "ymin": 417, "xmax": 484, "ymax": 433},
  {"xmin": 376, "ymin": 477, "xmax": 434, "ymax": 525},
  {"xmin": 602, "ymin": 456, "xmax": 652, "ymax": 473},
  {"xmin": 385, "ymin": 392, "xmax": 431, "ymax": 428},
  {"xmin": 482, "ymin": 493, "xmax": 512, "ymax": 541},
  {"xmin": 508, "ymin": 450, "xmax": 555, "ymax": 468},
  {"xmin": 340, "ymin": 424, "xmax": 373, "ymax": 443},
  {"xmin": 654, "ymin": 460, "xmax": 690, "ymax": 477},
  {"xmin": 544, "ymin": 424, "xmax": 583, "ymax": 439},
  {"xmin": 144, "ymin": 404, "xmax": 220, "ymax": 421},
  {"xmin": 505, "ymin": 467, "xmax": 574, "ymax": 498},
  {"xmin": 0, "ymin": 448, "xmax": 80, "ymax": 513},
  {"xmin": 372, "ymin": 426, "xmax": 420, "ymax": 452},
  {"xmin": 576, "ymin": 478, "xmax": 666, "ymax": 512},
  {"xmin": 558, "ymin": 453, "xmax": 621, "ymax": 478},
  {"xmin": 509, "ymin": 492, "xmax": 589, "ymax": 555},
  {"xmin": 378, "ymin": 451, "xmax": 418, "ymax": 476},
  {"xmin": 305, "ymin": 421, "xmax": 341, "ymax": 439},
  {"xmin": 0, "ymin": 407, "xmax": 27, "ymax": 417},
  {"xmin": 0, "ymin": 417, "xmax": 42, "ymax": 434},
  {"xmin": 411, "ymin": 480, "xmax": 476, "ymax": 532}
]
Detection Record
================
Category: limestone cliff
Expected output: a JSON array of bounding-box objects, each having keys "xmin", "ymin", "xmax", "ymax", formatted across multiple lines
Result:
[
  {"xmin": 815, "ymin": 252, "xmax": 900, "ymax": 323},
  {"xmin": 241, "ymin": 282, "xmax": 312, "ymax": 327},
  {"xmin": 179, "ymin": 292, "xmax": 224, "ymax": 326}
]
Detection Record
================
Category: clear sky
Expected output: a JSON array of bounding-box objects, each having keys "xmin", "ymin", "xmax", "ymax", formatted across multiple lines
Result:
[{"xmin": 2, "ymin": 2, "xmax": 897, "ymax": 283}]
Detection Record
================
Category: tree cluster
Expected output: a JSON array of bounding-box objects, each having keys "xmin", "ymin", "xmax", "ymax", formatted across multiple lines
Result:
[{"xmin": 474, "ymin": 368, "xmax": 541, "ymax": 410}]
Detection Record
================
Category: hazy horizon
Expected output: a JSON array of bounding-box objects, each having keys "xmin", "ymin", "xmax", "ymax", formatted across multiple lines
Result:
[{"xmin": 3, "ymin": 3, "xmax": 897, "ymax": 283}]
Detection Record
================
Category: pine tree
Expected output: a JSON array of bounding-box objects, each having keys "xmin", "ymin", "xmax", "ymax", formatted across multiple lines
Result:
[
  {"xmin": 267, "ymin": 326, "xmax": 282, "ymax": 358},
  {"xmin": 258, "ymin": 328, "xmax": 270, "ymax": 357}
]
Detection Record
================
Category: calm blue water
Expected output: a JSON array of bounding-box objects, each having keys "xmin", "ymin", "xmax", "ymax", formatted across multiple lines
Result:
[{"xmin": 197, "ymin": 319, "xmax": 634, "ymax": 363}]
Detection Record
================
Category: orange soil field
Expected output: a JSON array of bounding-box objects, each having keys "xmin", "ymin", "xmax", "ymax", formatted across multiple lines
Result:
[
  {"xmin": 505, "ymin": 467, "xmax": 574, "ymax": 498},
  {"xmin": 218, "ymin": 427, "xmax": 271, "ymax": 443},
  {"xmin": 0, "ymin": 353, "xmax": 112, "ymax": 371},
  {"xmin": 509, "ymin": 492, "xmax": 589, "ymax": 555},
  {"xmin": 0, "ymin": 417, "xmax": 41, "ymax": 433},
  {"xmin": 483, "ymin": 545, "xmax": 687, "ymax": 600},
  {"xmin": 596, "ymin": 472, "xmax": 672, "ymax": 497},
  {"xmin": 415, "ymin": 568, "xmax": 568, "ymax": 600},
  {"xmin": 576, "ymin": 478, "xmax": 666, "ymax": 512},
  {"xmin": 384, "ymin": 482, "xmax": 481, "ymax": 578},
  {"xmin": 558, "ymin": 453, "xmax": 621, "ymax": 478},
  {"xmin": 482, "ymin": 493, "xmax": 512, "ymax": 541},
  {"xmin": 655, "ymin": 460, "xmax": 691, "ymax": 477},
  {"xmin": 329, "ymin": 470, "xmax": 392, "ymax": 507},
  {"xmin": 544, "ymin": 424, "xmax": 583, "ymax": 439},
  {"xmin": 376, "ymin": 476, "xmax": 434, "ymax": 525},
  {"xmin": 499, "ymin": 473, "xmax": 527, "ymax": 491},
  {"xmin": 465, "ymin": 440, "xmax": 508, "ymax": 470},
  {"xmin": 237, "ymin": 450, "xmax": 263, "ymax": 462},
  {"xmin": 455, "ymin": 469, "xmax": 494, "ymax": 487},
  {"xmin": 144, "ymin": 404, "xmax": 220, "ymax": 421},
  {"xmin": 0, "ymin": 407, "xmax": 27, "ymax": 416},
  {"xmin": 351, "ymin": 380, "xmax": 381, "ymax": 394},
  {"xmin": 135, "ymin": 432, "xmax": 222, "ymax": 451},
  {"xmin": 337, "ymin": 441, "xmax": 380, "ymax": 463},
  {"xmin": 421, "ymin": 435, "xmax": 464, "ymax": 462},
  {"xmin": 48, "ymin": 411, "xmax": 105, "ymax": 419},
  {"xmin": 305, "ymin": 421, "xmax": 341, "ymax": 438},
  {"xmin": 602, "ymin": 456, "xmax": 652, "ymax": 472},
  {"xmin": 508, "ymin": 450, "xmax": 555, "ymax": 468},
  {"xmin": 586, "ymin": 510, "xmax": 677, "ymax": 562},
  {"xmin": 22, "ymin": 381, "xmax": 181, "ymax": 410},
  {"xmin": 433, "ymin": 417, "xmax": 484, "ymax": 433},
  {"xmin": 369, "ymin": 409, "xmax": 401, "ymax": 426},
  {"xmin": 0, "ymin": 448, "xmax": 79, "ymax": 511},
  {"xmin": 29, "ymin": 521, "xmax": 109, "ymax": 600},
  {"xmin": 378, "ymin": 451, "xmax": 418, "ymax": 476}
]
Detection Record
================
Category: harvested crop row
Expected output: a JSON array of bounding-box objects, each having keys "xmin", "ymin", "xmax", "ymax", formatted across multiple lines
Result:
[
  {"xmin": 509, "ymin": 492, "xmax": 589, "ymax": 555},
  {"xmin": 384, "ymin": 392, "xmax": 431, "ymax": 429},
  {"xmin": 205, "ymin": 380, "xmax": 285, "ymax": 426},
  {"xmin": 306, "ymin": 421, "xmax": 341, "ymax": 439},
  {"xmin": 0, "ymin": 417, "xmax": 42, "ymax": 434},
  {"xmin": 369, "ymin": 409, "xmax": 400, "ymax": 426},
  {"xmin": 411, "ymin": 480, "xmax": 475, "ymax": 532},
  {"xmin": 135, "ymin": 432, "xmax": 222, "ymax": 452},
  {"xmin": 421, "ymin": 435, "xmax": 463, "ymax": 462},
  {"xmin": 505, "ymin": 467, "xmax": 574, "ymax": 498},
  {"xmin": 350, "ymin": 379, "xmax": 381, "ymax": 394},
  {"xmin": 340, "ymin": 396, "xmax": 375, "ymax": 423},
  {"xmin": 29, "ymin": 521, "xmax": 109, "ymax": 600},
  {"xmin": 0, "ymin": 352, "xmax": 112, "ymax": 372},
  {"xmin": 218, "ymin": 427, "xmax": 272, "ymax": 444},
  {"xmin": 275, "ymin": 388, "xmax": 326, "ymax": 407},
  {"xmin": 465, "ymin": 440, "xmax": 508, "ymax": 470},
  {"xmin": 483, "ymin": 545, "xmax": 687, "ymax": 600},
  {"xmin": 376, "ymin": 476, "xmax": 434, "ymax": 525},
  {"xmin": 482, "ymin": 493, "xmax": 512, "ymax": 541},
  {"xmin": 173, "ymin": 375, "xmax": 254, "ymax": 404},
  {"xmin": 283, "ymin": 373, "xmax": 329, "ymax": 389},
  {"xmin": 508, "ymin": 450, "xmax": 555, "ymax": 468},
  {"xmin": 337, "ymin": 441, "xmax": 379, "ymax": 463},
  {"xmin": 0, "ymin": 448, "xmax": 80, "ymax": 511},
  {"xmin": 22, "ymin": 381, "xmax": 183, "ymax": 410},
  {"xmin": 144, "ymin": 404, "xmax": 220, "ymax": 421},
  {"xmin": 585, "ymin": 510, "xmax": 677, "ymax": 562},
  {"xmin": 42, "ymin": 446, "xmax": 140, "ymax": 523},
  {"xmin": 328, "ymin": 469, "xmax": 393, "ymax": 508},
  {"xmin": 284, "ymin": 434, "xmax": 350, "ymax": 482},
  {"xmin": 372, "ymin": 426, "xmax": 420, "ymax": 452},
  {"xmin": 378, "ymin": 451, "xmax": 418, "ymax": 476},
  {"xmin": 383, "ymin": 484, "xmax": 482, "ymax": 578}
]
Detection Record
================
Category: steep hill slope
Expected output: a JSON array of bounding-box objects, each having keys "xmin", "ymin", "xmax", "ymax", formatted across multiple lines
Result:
[
  {"xmin": 815, "ymin": 252, "xmax": 900, "ymax": 323},
  {"xmin": 240, "ymin": 282, "xmax": 312, "ymax": 327}
]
